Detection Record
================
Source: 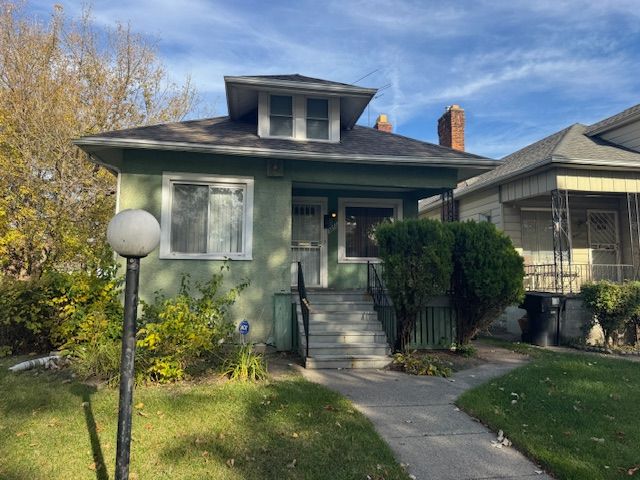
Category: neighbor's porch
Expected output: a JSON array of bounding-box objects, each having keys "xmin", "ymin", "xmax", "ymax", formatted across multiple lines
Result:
[{"xmin": 503, "ymin": 191, "xmax": 640, "ymax": 293}]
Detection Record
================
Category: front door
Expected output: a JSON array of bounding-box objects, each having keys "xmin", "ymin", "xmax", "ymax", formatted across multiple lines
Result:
[
  {"xmin": 291, "ymin": 198, "xmax": 327, "ymax": 287},
  {"xmin": 588, "ymin": 210, "xmax": 620, "ymax": 281}
]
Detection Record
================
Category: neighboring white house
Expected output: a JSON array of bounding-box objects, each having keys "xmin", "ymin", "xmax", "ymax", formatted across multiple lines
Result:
[{"xmin": 421, "ymin": 104, "xmax": 640, "ymax": 295}]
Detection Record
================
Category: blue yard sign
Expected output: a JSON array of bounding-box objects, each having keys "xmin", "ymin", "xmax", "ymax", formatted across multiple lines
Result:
[{"xmin": 238, "ymin": 320, "xmax": 250, "ymax": 335}]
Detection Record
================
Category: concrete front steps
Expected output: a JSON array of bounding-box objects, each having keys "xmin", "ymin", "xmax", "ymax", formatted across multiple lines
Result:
[{"xmin": 296, "ymin": 289, "xmax": 392, "ymax": 369}]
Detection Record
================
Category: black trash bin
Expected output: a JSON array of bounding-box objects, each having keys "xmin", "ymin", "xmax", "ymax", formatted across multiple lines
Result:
[{"xmin": 519, "ymin": 292, "xmax": 563, "ymax": 346}]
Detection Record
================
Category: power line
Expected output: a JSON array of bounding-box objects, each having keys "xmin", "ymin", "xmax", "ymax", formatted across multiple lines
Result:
[{"xmin": 352, "ymin": 68, "xmax": 380, "ymax": 85}]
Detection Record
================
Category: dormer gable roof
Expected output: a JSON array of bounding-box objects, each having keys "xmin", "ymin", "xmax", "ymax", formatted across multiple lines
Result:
[{"xmin": 224, "ymin": 74, "xmax": 376, "ymax": 129}]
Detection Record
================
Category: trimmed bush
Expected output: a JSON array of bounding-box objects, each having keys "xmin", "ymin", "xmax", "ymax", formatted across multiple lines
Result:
[
  {"xmin": 582, "ymin": 281, "xmax": 634, "ymax": 346},
  {"xmin": 447, "ymin": 221, "xmax": 524, "ymax": 345},
  {"xmin": 376, "ymin": 219, "xmax": 454, "ymax": 350}
]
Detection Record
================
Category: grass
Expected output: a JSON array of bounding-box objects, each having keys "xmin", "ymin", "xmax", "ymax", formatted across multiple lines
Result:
[
  {"xmin": 458, "ymin": 341, "xmax": 640, "ymax": 479},
  {"xmin": 0, "ymin": 357, "xmax": 409, "ymax": 480}
]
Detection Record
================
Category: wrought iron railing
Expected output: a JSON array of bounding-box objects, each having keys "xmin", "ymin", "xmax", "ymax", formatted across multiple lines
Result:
[
  {"xmin": 524, "ymin": 263, "xmax": 637, "ymax": 293},
  {"xmin": 297, "ymin": 261, "xmax": 310, "ymax": 360},
  {"xmin": 367, "ymin": 262, "xmax": 399, "ymax": 350}
]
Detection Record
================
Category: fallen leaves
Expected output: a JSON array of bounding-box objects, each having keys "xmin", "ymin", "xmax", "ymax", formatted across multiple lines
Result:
[{"xmin": 286, "ymin": 458, "xmax": 297, "ymax": 469}]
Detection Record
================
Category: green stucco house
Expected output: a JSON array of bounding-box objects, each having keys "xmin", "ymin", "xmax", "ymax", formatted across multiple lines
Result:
[{"xmin": 75, "ymin": 74, "xmax": 497, "ymax": 366}]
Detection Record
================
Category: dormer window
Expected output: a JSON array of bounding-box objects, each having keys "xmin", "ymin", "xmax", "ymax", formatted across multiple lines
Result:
[
  {"xmin": 258, "ymin": 91, "xmax": 340, "ymax": 142},
  {"xmin": 306, "ymin": 98, "xmax": 329, "ymax": 140},
  {"xmin": 269, "ymin": 95, "xmax": 293, "ymax": 137}
]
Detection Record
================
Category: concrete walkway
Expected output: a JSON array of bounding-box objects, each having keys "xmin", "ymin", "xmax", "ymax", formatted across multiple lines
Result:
[{"xmin": 302, "ymin": 346, "xmax": 552, "ymax": 480}]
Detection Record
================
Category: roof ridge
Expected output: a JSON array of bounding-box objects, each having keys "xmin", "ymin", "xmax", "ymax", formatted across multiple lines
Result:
[{"xmin": 549, "ymin": 123, "xmax": 586, "ymax": 157}]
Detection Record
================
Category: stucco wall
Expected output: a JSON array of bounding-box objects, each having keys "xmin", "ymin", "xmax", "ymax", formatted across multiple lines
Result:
[
  {"xmin": 117, "ymin": 149, "xmax": 452, "ymax": 345},
  {"xmin": 119, "ymin": 150, "xmax": 292, "ymax": 345}
]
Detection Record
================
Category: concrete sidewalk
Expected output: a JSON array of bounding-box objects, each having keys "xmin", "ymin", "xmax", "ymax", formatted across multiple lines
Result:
[{"xmin": 302, "ymin": 346, "xmax": 552, "ymax": 480}]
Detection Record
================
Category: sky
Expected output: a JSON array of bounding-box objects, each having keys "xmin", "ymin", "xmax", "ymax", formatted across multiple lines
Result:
[{"xmin": 27, "ymin": 0, "xmax": 640, "ymax": 159}]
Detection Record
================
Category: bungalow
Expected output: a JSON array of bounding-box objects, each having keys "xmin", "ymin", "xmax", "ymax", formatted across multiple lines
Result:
[
  {"xmin": 420, "ymin": 104, "xmax": 640, "ymax": 340},
  {"xmin": 75, "ymin": 74, "xmax": 497, "ymax": 366}
]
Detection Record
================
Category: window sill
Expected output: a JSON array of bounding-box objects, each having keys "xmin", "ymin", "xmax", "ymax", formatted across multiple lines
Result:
[
  {"xmin": 338, "ymin": 257, "xmax": 382, "ymax": 264},
  {"xmin": 159, "ymin": 252, "xmax": 253, "ymax": 261},
  {"xmin": 260, "ymin": 134, "xmax": 338, "ymax": 144}
]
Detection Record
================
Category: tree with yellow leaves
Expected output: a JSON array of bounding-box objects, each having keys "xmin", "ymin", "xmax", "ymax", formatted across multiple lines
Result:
[{"xmin": 0, "ymin": 2, "xmax": 196, "ymax": 278}]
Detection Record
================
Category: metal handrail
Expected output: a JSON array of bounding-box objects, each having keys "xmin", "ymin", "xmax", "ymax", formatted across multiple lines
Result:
[
  {"xmin": 367, "ymin": 262, "xmax": 399, "ymax": 350},
  {"xmin": 297, "ymin": 262, "xmax": 310, "ymax": 360},
  {"xmin": 524, "ymin": 263, "xmax": 637, "ymax": 293}
]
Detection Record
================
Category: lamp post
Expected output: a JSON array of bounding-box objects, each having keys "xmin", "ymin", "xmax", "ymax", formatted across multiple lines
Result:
[{"xmin": 106, "ymin": 209, "xmax": 160, "ymax": 480}]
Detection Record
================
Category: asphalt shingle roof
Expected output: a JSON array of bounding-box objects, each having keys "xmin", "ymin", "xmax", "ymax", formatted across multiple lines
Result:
[
  {"xmin": 585, "ymin": 103, "xmax": 640, "ymax": 135},
  {"xmin": 233, "ymin": 74, "xmax": 358, "ymax": 88},
  {"xmin": 81, "ymin": 116, "xmax": 490, "ymax": 162},
  {"xmin": 445, "ymin": 123, "xmax": 640, "ymax": 199}
]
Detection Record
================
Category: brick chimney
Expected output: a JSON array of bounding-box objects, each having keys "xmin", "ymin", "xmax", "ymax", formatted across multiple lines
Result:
[
  {"xmin": 374, "ymin": 114, "xmax": 392, "ymax": 133},
  {"xmin": 438, "ymin": 105, "xmax": 465, "ymax": 151}
]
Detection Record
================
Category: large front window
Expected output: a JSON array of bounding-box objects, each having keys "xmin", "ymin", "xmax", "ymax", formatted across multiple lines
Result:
[
  {"xmin": 161, "ymin": 174, "xmax": 254, "ymax": 260},
  {"xmin": 338, "ymin": 198, "xmax": 402, "ymax": 262}
]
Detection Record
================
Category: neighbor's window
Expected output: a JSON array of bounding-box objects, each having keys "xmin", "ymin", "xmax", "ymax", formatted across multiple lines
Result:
[
  {"xmin": 161, "ymin": 174, "xmax": 254, "ymax": 260},
  {"xmin": 339, "ymin": 199, "xmax": 402, "ymax": 262},
  {"xmin": 269, "ymin": 95, "xmax": 293, "ymax": 137},
  {"xmin": 521, "ymin": 210, "xmax": 554, "ymax": 264},
  {"xmin": 306, "ymin": 98, "xmax": 329, "ymax": 140}
]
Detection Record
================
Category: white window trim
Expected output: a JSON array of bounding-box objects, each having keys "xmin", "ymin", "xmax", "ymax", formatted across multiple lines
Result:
[
  {"xmin": 338, "ymin": 197, "xmax": 403, "ymax": 264},
  {"xmin": 267, "ymin": 94, "xmax": 295, "ymax": 139},
  {"xmin": 160, "ymin": 172, "xmax": 254, "ymax": 260},
  {"xmin": 259, "ymin": 91, "xmax": 339, "ymax": 143},
  {"xmin": 305, "ymin": 96, "xmax": 330, "ymax": 141}
]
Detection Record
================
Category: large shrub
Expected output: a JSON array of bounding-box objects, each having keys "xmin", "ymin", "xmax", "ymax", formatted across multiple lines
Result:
[
  {"xmin": 376, "ymin": 219, "xmax": 454, "ymax": 350},
  {"xmin": 582, "ymin": 281, "xmax": 632, "ymax": 346},
  {"xmin": 447, "ymin": 221, "xmax": 524, "ymax": 345},
  {"xmin": 0, "ymin": 270, "xmax": 122, "ymax": 355}
]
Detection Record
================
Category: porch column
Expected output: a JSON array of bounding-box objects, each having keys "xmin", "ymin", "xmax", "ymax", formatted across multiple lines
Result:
[
  {"xmin": 627, "ymin": 193, "xmax": 640, "ymax": 273},
  {"xmin": 551, "ymin": 189, "xmax": 573, "ymax": 293},
  {"xmin": 440, "ymin": 189, "xmax": 457, "ymax": 222}
]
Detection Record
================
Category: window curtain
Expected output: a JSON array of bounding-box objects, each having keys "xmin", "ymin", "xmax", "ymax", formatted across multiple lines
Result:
[
  {"xmin": 171, "ymin": 184, "xmax": 208, "ymax": 253},
  {"xmin": 171, "ymin": 183, "xmax": 244, "ymax": 254},
  {"xmin": 345, "ymin": 206, "xmax": 394, "ymax": 258},
  {"xmin": 209, "ymin": 187, "xmax": 244, "ymax": 253},
  {"xmin": 521, "ymin": 210, "xmax": 554, "ymax": 264}
]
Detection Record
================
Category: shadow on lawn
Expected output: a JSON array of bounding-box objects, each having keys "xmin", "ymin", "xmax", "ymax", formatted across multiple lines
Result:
[{"xmin": 70, "ymin": 384, "xmax": 110, "ymax": 480}]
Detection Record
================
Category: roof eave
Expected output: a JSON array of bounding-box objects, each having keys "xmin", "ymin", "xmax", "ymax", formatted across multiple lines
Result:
[
  {"xmin": 223, "ymin": 76, "xmax": 378, "ymax": 96},
  {"xmin": 73, "ymin": 136, "xmax": 501, "ymax": 170}
]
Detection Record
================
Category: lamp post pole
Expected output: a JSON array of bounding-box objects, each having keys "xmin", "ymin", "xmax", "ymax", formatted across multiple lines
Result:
[
  {"xmin": 115, "ymin": 257, "xmax": 141, "ymax": 480},
  {"xmin": 106, "ymin": 209, "xmax": 160, "ymax": 480}
]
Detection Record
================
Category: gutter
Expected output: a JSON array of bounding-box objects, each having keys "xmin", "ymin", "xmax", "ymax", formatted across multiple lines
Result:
[{"xmin": 73, "ymin": 136, "xmax": 501, "ymax": 170}]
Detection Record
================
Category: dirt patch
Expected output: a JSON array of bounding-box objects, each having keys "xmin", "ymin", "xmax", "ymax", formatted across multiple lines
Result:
[{"xmin": 419, "ymin": 349, "xmax": 486, "ymax": 371}]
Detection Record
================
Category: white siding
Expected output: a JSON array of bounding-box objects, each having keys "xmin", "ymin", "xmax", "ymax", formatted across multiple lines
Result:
[
  {"xmin": 600, "ymin": 121, "xmax": 640, "ymax": 152},
  {"xmin": 557, "ymin": 168, "xmax": 640, "ymax": 193},
  {"xmin": 457, "ymin": 188, "xmax": 501, "ymax": 226},
  {"xmin": 501, "ymin": 170, "xmax": 557, "ymax": 202}
]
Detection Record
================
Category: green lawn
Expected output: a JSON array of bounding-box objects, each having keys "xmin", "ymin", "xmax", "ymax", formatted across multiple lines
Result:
[
  {"xmin": 0, "ymin": 357, "xmax": 408, "ymax": 480},
  {"xmin": 458, "ymin": 342, "xmax": 640, "ymax": 480}
]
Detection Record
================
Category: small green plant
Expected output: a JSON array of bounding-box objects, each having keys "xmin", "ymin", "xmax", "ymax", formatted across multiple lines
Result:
[
  {"xmin": 222, "ymin": 344, "xmax": 268, "ymax": 381},
  {"xmin": 392, "ymin": 350, "xmax": 452, "ymax": 377},
  {"xmin": 452, "ymin": 343, "xmax": 477, "ymax": 357},
  {"xmin": 136, "ymin": 269, "xmax": 249, "ymax": 382}
]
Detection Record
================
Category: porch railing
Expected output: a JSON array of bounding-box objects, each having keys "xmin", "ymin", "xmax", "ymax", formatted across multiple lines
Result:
[
  {"xmin": 524, "ymin": 263, "xmax": 637, "ymax": 293},
  {"xmin": 367, "ymin": 262, "xmax": 398, "ymax": 350},
  {"xmin": 297, "ymin": 261, "xmax": 310, "ymax": 361}
]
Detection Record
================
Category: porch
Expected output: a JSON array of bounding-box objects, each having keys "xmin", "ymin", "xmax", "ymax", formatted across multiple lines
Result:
[{"xmin": 505, "ymin": 190, "xmax": 640, "ymax": 293}]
